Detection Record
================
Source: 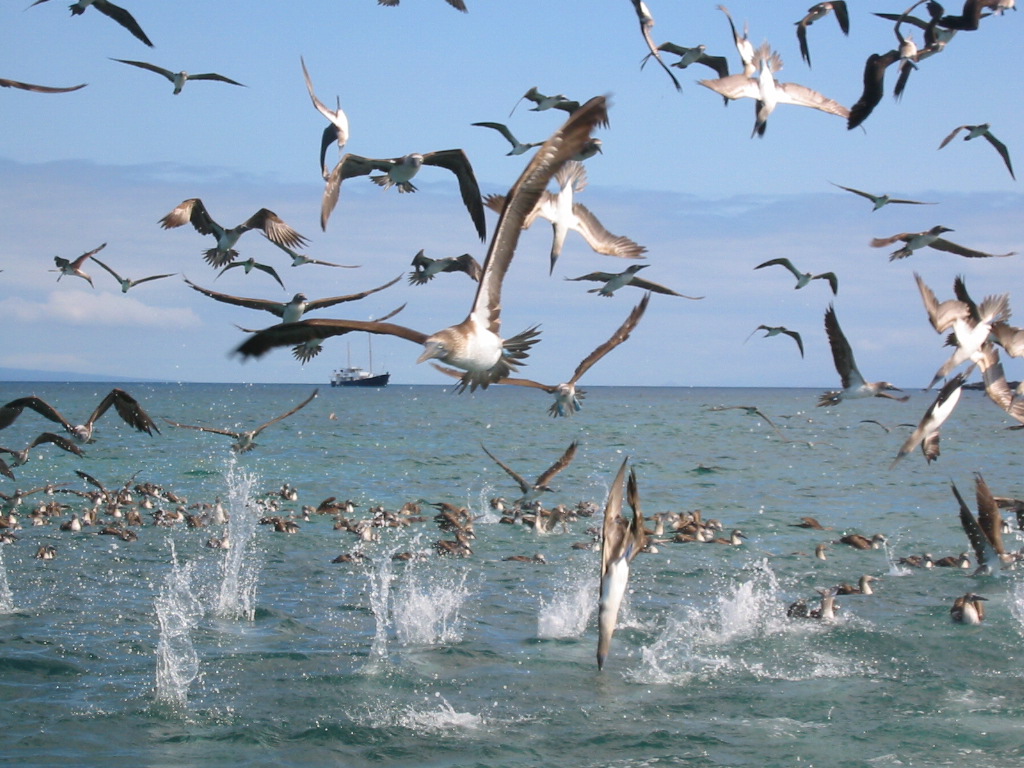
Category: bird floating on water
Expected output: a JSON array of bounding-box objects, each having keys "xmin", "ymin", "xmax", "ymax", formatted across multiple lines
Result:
[
  {"xmin": 754, "ymin": 257, "xmax": 837, "ymax": 294},
  {"xmin": 950, "ymin": 592, "xmax": 987, "ymax": 624},
  {"xmin": 938, "ymin": 123, "xmax": 1015, "ymax": 180},
  {"xmin": 235, "ymin": 96, "xmax": 611, "ymax": 392},
  {"xmin": 320, "ymin": 149, "xmax": 486, "ymax": 239},
  {"xmin": 111, "ymin": 59, "xmax": 244, "ymax": 94},
  {"xmin": 163, "ymin": 389, "xmax": 317, "ymax": 453},
  {"xmin": 819, "ymin": 304, "xmax": 908, "ymax": 406},
  {"xmin": 160, "ymin": 199, "xmax": 310, "ymax": 268}
]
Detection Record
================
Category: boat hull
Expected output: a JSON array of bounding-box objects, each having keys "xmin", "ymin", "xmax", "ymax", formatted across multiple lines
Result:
[{"xmin": 331, "ymin": 372, "xmax": 390, "ymax": 388}]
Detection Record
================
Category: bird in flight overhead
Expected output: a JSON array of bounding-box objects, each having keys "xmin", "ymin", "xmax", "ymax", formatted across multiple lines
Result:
[
  {"xmin": 30, "ymin": 0, "xmax": 153, "ymax": 47},
  {"xmin": 829, "ymin": 182, "xmax": 936, "ymax": 211},
  {"xmin": 819, "ymin": 304, "xmax": 908, "ymax": 406},
  {"xmin": 0, "ymin": 77, "xmax": 86, "ymax": 93},
  {"xmin": 938, "ymin": 123, "xmax": 1015, "ymax": 180},
  {"xmin": 111, "ymin": 59, "xmax": 245, "ymax": 94},
  {"xmin": 301, "ymin": 56, "xmax": 350, "ymax": 179}
]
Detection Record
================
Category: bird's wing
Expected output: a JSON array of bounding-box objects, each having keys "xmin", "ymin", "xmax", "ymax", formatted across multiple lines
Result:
[
  {"xmin": 601, "ymin": 457, "xmax": 631, "ymax": 576},
  {"xmin": 565, "ymin": 271, "xmax": 616, "ymax": 284},
  {"xmin": 568, "ymin": 294, "xmax": 649, "ymax": 385},
  {"xmin": 975, "ymin": 472, "xmax": 1006, "ymax": 555},
  {"xmin": 252, "ymin": 389, "xmax": 318, "ymax": 434},
  {"xmin": 30, "ymin": 431, "xmax": 84, "ymax": 456},
  {"xmin": 796, "ymin": 20, "xmax": 812, "ymax": 66},
  {"xmin": 981, "ymin": 131, "xmax": 1015, "ymax": 180},
  {"xmin": 571, "ymin": 204, "xmax": 648, "ymax": 259},
  {"xmin": 938, "ymin": 125, "xmax": 968, "ymax": 149},
  {"xmin": 184, "ymin": 279, "xmax": 285, "ymax": 316},
  {"xmin": 88, "ymin": 256, "xmax": 123, "ymax": 283},
  {"xmin": 824, "ymin": 304, "xmax": 863, "ymax": 389},
  {"xmin": 698, "ymin": 73, "xmax": 758, "ymax": 101},
  {"xmin": 781, "ymin": 328, "xmax": 805, "ymax": 357},
  {"xmin": 928, "ymin": 238, "xmax": 1017, "ymax": 259},
  {"xmin": 85, "ymin": 388, "xmax": 159, "ymax": 435},
  {"xmin": 775, "ymin": 81, "xmax": 849, "ymax": 117},
  {"xmin": 253, "ymin": 262, "xmax": 286, "ymax": 289},
  {"xmin": 833, "ymin": 1, "xmax": 851, "ymax": 34},
  {"xmin": 830, "ymin": 182, "xmax": 875, "ymax": 201},
  {"xmin": 422, "ymin": 149, "xmax": 487, "ymax": 242},
  {"xmin": 131, "ymin": 272, "xmax": 176, "ymax": 286},
  {"xmin": 469, "ymin": 96, "xmax": 610, "ymax": 335},
  {"xmin": 914, "ymin": 272, "xmax": 969, "ymax": 333},
  {"xmin": 754, "ymin": 257, "xmax": 800, "ymax": 279},
  {"xmin": 320, "ymin": 154, "xmax": 389, "ymax": 230},
  {"xmin": 306, "ymin": 275, "xmax": 402, "ymax": 310},
  {"xmin": 629, "ymin": 275, "xmax": 701, "ymax": 298},
  {"xmin": 0, "ymin": 396, "xmax": 73, "ymax": 431},
  {"xmin": 93, "ymin": 0, "xmax": 153, "ymax": 47},
  {"xmin": 0, "ymin": 77, "xmax": 86, "ymax": 93},
  {"xmin": 870, "ymin": 232, "xmax": 910, "ymax": 248},
  {"xmin": 535, "ymin": 440, "xmax": 578, "ymax": 489},
  {"xmin": 480, "ymin": 444, "xmax": 530, "ymax": 496},
  {"xmin": 629, "ymin": 0, "xmax": 682, "ymax": 91},
  {"xmin": 162, "ymin": 418, "xmax": 237, "ymax": 438},
  {"xmin": 429, "ymin": 363, "xmax": 554, "ymax": 392},
  {"xmin": 110, "ymin": 58, "xmax": 173, "ymax": 81},
  {"xmin": 189, "ymin": 72, "xmax": 245, "ymax": 86},
  {"xmin": 234, "ymin": 318, "xmax": 427, "ymax": 360},
  {"xmin": 243, "ymin": 209, "xmax": 309, "ymax": 251},
  {"xmin": 472, "ymin": 121, "xmax": 517, "ymax": 145},
  {"xmin": 814, "ymin": 272, "xmax": 839, "ymax": 295}
]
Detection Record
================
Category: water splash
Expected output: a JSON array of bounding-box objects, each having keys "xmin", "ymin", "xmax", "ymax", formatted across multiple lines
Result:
[
  {"xmin": 0, "ymin": 547, "xmax": 13, "ymax": 613},
  {"xmin": 213, "ymin": 460, "xmax": 261, "ymax": 621},
  {"xmin": 365, "ymin": 551, "xmax": 396, "ymax": 670},
  {"xmin": 155, "ymin": 540, "xmax": 202, "ymax": 708},
  {"xmin": 538, "ymin": 558, "xmax": 598, "ymax": 639},
  {"xmin": 394, "ymin": 561, "xmax": 469, "ymax": 645}
]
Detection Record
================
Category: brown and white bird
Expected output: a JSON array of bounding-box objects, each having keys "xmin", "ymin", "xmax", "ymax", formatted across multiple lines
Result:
[
  {"xmin": 163, "ymin": 389, "xmax": 318, "ymax": 453},
  {"xmin": 597, "ymin": 458, "xmax": 646, "ymax": 670},
  {"xmin": 628, "ymin": 0, "xmax": 682, "ymax": 91},
  {"xmin": 939, "ymin": 123, "xmax": 1015, "ymax": 180},
  {"xmin": 871, "ymin": 226, "xmax": 1016, "ymax": 261},
  {"xmin": 484, "ymin": 160, "xmax": 646, "ymax": 274},
  {"xmin": 746, "ymin": 325, "xmax": 804, "ymax": 357},
  {"xmin": 889, "ymin": 371, "xmax": 968, "ymax": 468},
  {"xmin": 0, "ymin": 389, "xmax": 158, "ymax": 443},
  {"xmin": 408, "ymin": 250, "xmax": 482, "ymax": 285},
  {"xmin": 432, "ymin": 294, "xmax": 649, "ymax": 414},
  {"xmin": 819, "ymin": 304, "xmax": 908, "ymax": 406},
  {"xmin": 160, "ymin": 199, "xmax": 309, "ymax": 268},
  {"xmin": 565, "ymin": 264, "xmax": 701, "ymax": 298},
  {"xmin": 950, "ymin": 592, "xmax": 987, "ymax": 624},
  {"xmin": 0, "ymin": 432, "xmax": 83, "ymax": 467},
  {"xmin": 91, "ymin": 255, "xmax": 174, "ymax": 293},
  {"xmin": 235, "ymin": 96, "xmax": 611, "ymax": 393},
  {"xmin": 51, "ymin": 243, "xmax": 105, "ymax": 287},
  {"xmin": 301, "ymin": 56, "xmax": 350, "ymax": 179},
  {"xmin": 795, "ymin": 2, "xmax": 850, "ymax": 68},
  {"xmin": 184, "ymin": 276, "xmax": 401, "ymax": 323},
  {"xmin": 30, "ymin": 0, "xmax": 153, "ymax": 47},
  {"xmin": 481, "ymin": 440, "xmax": 578, "ymax": 505},
  {"xmin": 951, "ymin": 473, "xmax": 1014, "ymax": 576},
  {"xmin": 111, "ymin": 59, "xmax": 244, "ymax": 94},
  {"xmin": 699, "ymin": 42, "xmax": 849, "ymax": 136},
  {"xmin": 320, "ymin": 149, "xmax": 486, "ymax": 238}
]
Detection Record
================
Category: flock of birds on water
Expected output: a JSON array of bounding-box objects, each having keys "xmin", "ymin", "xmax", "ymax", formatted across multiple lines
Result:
[{"xmin": 3, "ymin": 0, "xmax": 1021, "ymax": 669}]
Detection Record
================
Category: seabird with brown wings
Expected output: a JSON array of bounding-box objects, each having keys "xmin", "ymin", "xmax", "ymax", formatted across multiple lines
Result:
[
  {"xmin": 481, "ymin": 440, "xmax": 578, "ymax": 506},
  {"xmin": 819, "ymin": 304, "xmax": 908, "ymax": 406},
  {"xmin": 235, "ymin": 96, "xmax": 611, "ymax": 393},
  {"xmin": 0, "ymin": 389, "xmax": 158, "ymax": 443},
  {"xmin": 163, "ymin": 389, "xmax": 317, "ymax": 453},
  {"xmin": 111, "ymin": 59, "xmax": 244, "ymax": 94}
]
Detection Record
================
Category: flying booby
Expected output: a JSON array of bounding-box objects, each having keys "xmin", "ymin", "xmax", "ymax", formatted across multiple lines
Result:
[
  {"xmin": 939, "ymin": 123, "xmax": 1015, "ymax": 180},
  {"xmin": 30, "ymin": 0, "xmax": 153, "ymax": 47},
  {"xmin": 628, "ymin": 0, "xmax": 682, "ymax": 91},
  {"xmin": 819, "ymin": 304, "xmax": 908, "ymax": 406},
  {"xmin": 754, "ymin": 257, "xmax": 837, "ymax": 294},
  {"xmin": 301, "ymin": 56, "xmax": 350, "ymax": 179},
  {"xmin": 871, "ymin": 226, "xmax": 1017, "ymax": 261},
  {"xmin": 91, "ymin": 255, "xmax": 175, "ymax": 293},
  {"xmin": 565, "ymin": 264, "xmax": 701, "ymax": 298},
  {"xmin": 889, "ymin": 371, "xmax": 968, "ymax": 468},
  {"xmin": 235, "ymin": 96, "xmax": 611, "ymax": 392},
  {"xmin": 746, "ymin": 325, "xmax": 804, "ymax": 357},
  {"xmin": 320, "ymin": 149, "xmax": 486, "ymax": 239},
  {"xmin": 0, "ymin": 389, "xmax": 158, "ymax": 443},
  {"xmin": 471, "ymin": 122, "xmax": 542, "ymax": 156},
  {"xmin": 0, "ymin": 77, "xmax": 86, "ymax": 93},
  {"xmin": 159, "ymin": 198, "xmax": 309, "ymax": 268},
  {"xmin": 408, "ymin": 250, "xmax": 482, "ymax": 285},
  {"xmin": 111, "ymin": 59, "xmax": 244, "ymax": 94},
  {"xmin": 829, "ymin": 181, "xmax": 935, "ymax": 210},
  {"xmin": 51, "ymin": 242, "xmax": 105, "ymax": 287},
  {"xmin": 795, "ymin": 2, "xmax": 850, "ymax": 68},
  {"xmin": 481, "ymin": 440, "xmax": 578, "ymax": 505}
]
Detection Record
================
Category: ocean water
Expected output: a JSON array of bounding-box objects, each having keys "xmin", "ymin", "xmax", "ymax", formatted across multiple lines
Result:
[{"xmin": 1, "ymin": 381, "xmax": 1023, "ymax": 768}]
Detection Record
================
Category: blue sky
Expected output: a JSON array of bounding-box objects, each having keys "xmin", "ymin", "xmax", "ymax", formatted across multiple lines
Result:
[{"xmin": 1, "ymin": 1, "xmax": 1020, "ymax": 387}]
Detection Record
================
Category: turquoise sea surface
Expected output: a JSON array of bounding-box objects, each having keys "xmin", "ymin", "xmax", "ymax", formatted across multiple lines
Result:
[{"xmin": 1, "ymin": 382, "xmax": 1023, "ymax": 768}]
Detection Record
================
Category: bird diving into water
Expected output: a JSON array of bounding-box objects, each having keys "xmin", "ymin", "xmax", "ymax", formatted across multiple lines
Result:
[
  {"xmin": 889, "ymin": 371, "xmax": 968, "ymax": 469},
  {"xmin": 110, "ymin": 59, "xmax": 244, "ymax": 94},
  {"xmin": 819, "ymin": 304, "xmax": 908, "ymax": 407},
  {"xmin": 234, "ymin": 96, "xmax": 611, "ymax": 393},
  {"xmin": 597, "ymin": 457, "xmax": 647, "ymax": 670},
  {"xmin": 163, "ymin": 389, "xmax": 317, "ymax": 453},
  {"xmin": 320, "ymin": 149, "xmax": 486, "ymax": 239},
  {"xmin": 754, "ymin": 257, "xmax": 837, "ymax": 294},
  {"xmin": 159, "ymin": 198, "xmax": 310, "ymax": 268}
]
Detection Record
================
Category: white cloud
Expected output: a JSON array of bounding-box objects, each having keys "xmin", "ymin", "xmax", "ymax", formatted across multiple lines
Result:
[{"xmin": 0, "ymin": 290, "xmax": 201, "ymax": 329}]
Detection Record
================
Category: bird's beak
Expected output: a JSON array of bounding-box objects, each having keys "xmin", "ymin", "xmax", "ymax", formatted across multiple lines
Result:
[{"xmin": 416, "ymin": 341, "xmax": 442, "ymax": 364}]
